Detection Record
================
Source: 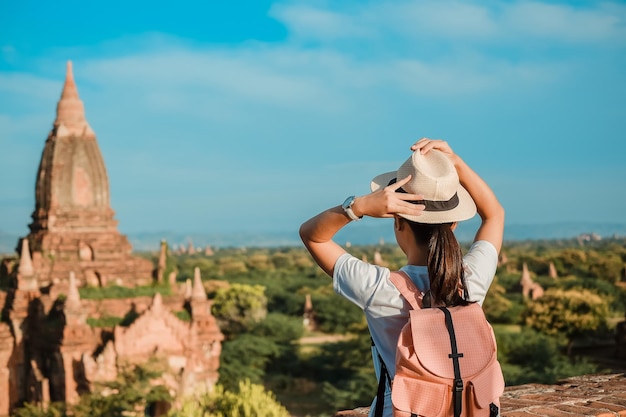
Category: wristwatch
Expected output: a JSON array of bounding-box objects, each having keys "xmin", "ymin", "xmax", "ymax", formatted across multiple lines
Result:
[{"xmin": 342, "ymin": 196, "xmax": 362, "ymax": 221}]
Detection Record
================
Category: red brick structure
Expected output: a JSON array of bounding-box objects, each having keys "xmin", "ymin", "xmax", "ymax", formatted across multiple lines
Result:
[
  {"xmin": 0, "ymin": 274, "xmax": 224, "ymax": 416},
  {"xmin": 0, "ymin": 63, "xmax": 224, "ymax": 416},
  {"xmin": 17, "ymin": 61, "xmax": 153, "ymax": 289}
]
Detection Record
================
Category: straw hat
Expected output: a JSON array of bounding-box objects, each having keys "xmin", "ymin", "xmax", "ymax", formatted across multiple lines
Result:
[{"xmin": 370, "ymin": 150, "xmax": 476, "ymax": 224}]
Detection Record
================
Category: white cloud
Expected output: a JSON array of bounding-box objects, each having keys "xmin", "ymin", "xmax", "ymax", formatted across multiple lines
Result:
[
  {"xmin": 270, "ymin": 3, "xmax": 375, "ymax": 40},
  {"xmin": 0, "ymin": 73, "xmax": 59, "ymax": 100},
  {"xmin": 503, "ymin": 1, "xmax": 626, "ymax": 43},
  {"xmin": 68, "ymin": 39, "xmax": 560, "ymax": 126},
  {"xmin": 78, "ymin": 48, "xmax": 351, "ymax": 115},
  {"xmin": 384, "ymin": 1, "xmax": 498, "ymax": 39},
  {"xmin": 270, "ymin": 0, "xmax": 626, "ymax": 45},
  {"xmin": 7, "ymin": 0, "xmax": 613, "ymax": 130}
]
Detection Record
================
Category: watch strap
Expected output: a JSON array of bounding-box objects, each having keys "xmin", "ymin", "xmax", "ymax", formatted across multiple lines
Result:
[{"xmin": 342, "ymin": 196, "xmax": 362, "ymax": 221}]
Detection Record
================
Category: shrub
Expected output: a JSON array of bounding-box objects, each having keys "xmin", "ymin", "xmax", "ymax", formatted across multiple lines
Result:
[{"xmin": 169, "ymin": 379, "xmax": 290, "ymax": 417}]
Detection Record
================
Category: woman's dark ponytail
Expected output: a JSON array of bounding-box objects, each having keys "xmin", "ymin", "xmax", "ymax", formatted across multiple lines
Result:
[{"xmin": 408, "ymin": 221, "xmax": 469, "ymax": 307}]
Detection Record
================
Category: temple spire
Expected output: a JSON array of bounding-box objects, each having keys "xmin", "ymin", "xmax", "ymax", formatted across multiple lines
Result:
[
  {"xmin": 150, "ymin": 292, "xmax": 164, "ymax": 314},
  {"xmin": 66, "ymin": 271, "xmax": 81, "ymax": 309},
  {"xmin": 18, "ymin": 238, "xmax": 34, "ymax": 277},
  {"xmin": 192, "ymin": 267, "xmax": 207, "ymax": 301},
  {"xmin": 17, "ymin": 238, "xmax": 39, "ymax": 291},
  {"xmin": 54, "ymin": 60, "xmax": 93, "ymax": 137},
  {"xmin": 61, "ymin": 61, "xmax": 79, "ymax": 100}
]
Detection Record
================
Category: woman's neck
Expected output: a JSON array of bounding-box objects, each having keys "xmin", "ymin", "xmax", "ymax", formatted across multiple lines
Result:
[{"xmin": 406, "ymin": 247, "xmax": 428, "ymax": 266}]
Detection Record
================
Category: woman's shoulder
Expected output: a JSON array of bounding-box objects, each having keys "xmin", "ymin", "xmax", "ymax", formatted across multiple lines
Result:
[
  {"xmin": 333, "ymin": 253, "xmax": 395, "ymax": 310},
  {"xmin": 335, "ymin": 252, "xmax": 390, "ymax": 277},
  {"xmin": 466, "ymin": 240, "xmax": 498, "ymax": 260},
  {"xmin": 463, "ymin": 240, "xmax": 499, "ymax": 278}
]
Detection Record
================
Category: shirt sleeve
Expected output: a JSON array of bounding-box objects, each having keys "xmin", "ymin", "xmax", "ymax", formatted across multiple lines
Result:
[
  {"xmin": 333, "ymin": 253, "xmax": 390, "ymax": 310},
  {"xmin": 463, "ymin": 240, "xmax": 499, "ymax": 305}
]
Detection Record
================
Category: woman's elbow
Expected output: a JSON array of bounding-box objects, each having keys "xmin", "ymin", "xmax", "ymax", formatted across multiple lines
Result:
[
  {"xmin": 299, "ymin": 222, "xmax": 313, "ymax": 246},
  {"xmin": 479, "ymin": 201, "xmax": 505, "ymax": 223}
]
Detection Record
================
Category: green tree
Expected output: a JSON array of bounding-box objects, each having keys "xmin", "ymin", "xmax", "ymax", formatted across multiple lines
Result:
[
  {"xmin": 249, "ymin": 313, "xmax": 303, "ymax": 373},
  {"xmin": 169, "ymin": 379, "xmax": 290, "ymax": 417},
  {"xmin": 496, "ymin": 328, "xmax": 598, "ymax": 385},
  {"xmin": 269, "ymin": 252, "xmax": 294, "ymax": 269},
  {"xmin": 586, "ymin": 250, "xmax": 624, "ymax": 283},
  {"xmin": 246, "ymin": 253, "xmax": 274, "ymax": 271},
  {"xmin": 524, "ymin": 288, "xmax": 610, "ymax": 352},
  {"xmin": 212, "ymin": 283, "xmax": 267, "ymax": 336},
  {"xmin": 218, "ymin": 334, "xmax": 279, "ymax": 390},
  {"xmin": 482, "ymin": 277, "xmax": 514, "ymax": 323},
  {"xmin": 311, "ymin": 288, "xmax": 363, "ymax": 334},
  {"xmin": 217, "ymin": 257, "xmax": 248, "ymax": 275},
  {"xmin": 319, "ymin": 333, "xmax": 376, "ymax": 410}
]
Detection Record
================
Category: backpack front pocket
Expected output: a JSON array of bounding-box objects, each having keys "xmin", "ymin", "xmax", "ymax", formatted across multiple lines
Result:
[{"xmin": 392, "ymin": 374, "xmax": 450, "ymax": 417}]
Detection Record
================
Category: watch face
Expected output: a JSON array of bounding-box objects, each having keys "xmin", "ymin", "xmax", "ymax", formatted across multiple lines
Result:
[{"xmin": 343, "ymin": 196, "xmax": 355, "ymax": 209}]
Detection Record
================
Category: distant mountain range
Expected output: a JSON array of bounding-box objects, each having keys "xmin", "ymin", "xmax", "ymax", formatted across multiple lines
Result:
[{"xmin": 2, "ymin": 222, "xmax": 625, "ymax": 254}]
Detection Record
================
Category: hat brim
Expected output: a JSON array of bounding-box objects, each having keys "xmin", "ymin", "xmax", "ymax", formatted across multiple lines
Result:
[{"xmin": 370, "ymin": 171, "xmax": 477, "ymax": 224}]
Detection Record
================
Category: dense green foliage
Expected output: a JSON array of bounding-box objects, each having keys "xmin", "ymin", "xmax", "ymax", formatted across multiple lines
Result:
[
  {"xmin": 524, "ymin": 288, "xmax": 610, "ymax": 341},
  {"xmin": 212, "ymin": 283, "xmax": 268, "ymax": 336},
  {"xmin": 79, "ymin": 283, "xmax": 172, "ymax": 299},
  {"xmin": 496, "ymin": 327, "xmax": 598, "ymax": 386}
]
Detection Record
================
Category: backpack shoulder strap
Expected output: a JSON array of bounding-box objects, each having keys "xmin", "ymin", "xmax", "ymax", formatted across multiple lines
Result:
[
  {"xmin": 439, "ymin": 306, "xmax": 464, "ymax": 417},
  {"xmin": 389, "ymin": 270, "xmax": 424, "ymax": 310}
]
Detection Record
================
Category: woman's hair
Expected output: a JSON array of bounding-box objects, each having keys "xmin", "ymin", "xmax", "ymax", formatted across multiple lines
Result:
[{"xmin": 406, "ymin": 221, "xmax": 470, "ymax": 307}]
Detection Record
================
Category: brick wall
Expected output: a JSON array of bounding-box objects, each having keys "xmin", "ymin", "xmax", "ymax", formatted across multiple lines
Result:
[
  {"xmin": 333, "ymin": 373, "xmax": 626, "ymax": 417},
  {"xmin": 500, "ymin": 373, "xmax": 626, "ymax": 417}
]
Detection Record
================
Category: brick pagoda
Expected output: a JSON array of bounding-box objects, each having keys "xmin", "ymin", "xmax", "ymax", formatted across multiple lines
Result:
[
  {"xmin": 0, "ymin": 63, "xmax": 224, "ymax": 416},
  {"xmin": 19, "ymin": 61, "xmax": 153, "ymax": 289}
]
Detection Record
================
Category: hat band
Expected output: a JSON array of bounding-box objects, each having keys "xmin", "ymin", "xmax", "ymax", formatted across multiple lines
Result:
[
  {"xmin": 388, "ymin": 178, "xmax": 460, "ymax": 212},
  {"xmin": 410, "ymin": 192, "xmax": 459, "ymax": 212}
]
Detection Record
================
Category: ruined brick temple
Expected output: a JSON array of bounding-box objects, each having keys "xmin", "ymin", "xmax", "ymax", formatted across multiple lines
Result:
[
  {"xmin": 19, "ymin": 61, "xmax": 153, "ymax": 289},
  {"xmin": 0, "ymin": 62, "xmax": 224, "ymax": 416}
]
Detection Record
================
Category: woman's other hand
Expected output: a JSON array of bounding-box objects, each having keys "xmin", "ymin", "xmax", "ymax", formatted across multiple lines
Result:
[
  {"xmin": 410, "ymin": 137, "xmax": 505, "ymax": 253},
  {"xmin": 411, "ymin": 138, "xmax": 455, "ymax": 159}
]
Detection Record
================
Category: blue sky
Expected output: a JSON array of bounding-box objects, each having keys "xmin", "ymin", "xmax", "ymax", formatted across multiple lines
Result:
[{"xmin": 1, "ymin": 0, "xmax": 625, "ymax": 238}]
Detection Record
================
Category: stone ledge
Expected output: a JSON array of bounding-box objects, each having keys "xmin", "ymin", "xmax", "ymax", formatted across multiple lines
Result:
[{"xmin": 333, "ymin": 373, "xmax": 626, "ymax": 417}]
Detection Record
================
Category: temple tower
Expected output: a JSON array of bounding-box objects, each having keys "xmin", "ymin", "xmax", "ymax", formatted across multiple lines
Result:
[{"xmin": 18, "ymin": 61, "xmax": 153, "ymax": 288}]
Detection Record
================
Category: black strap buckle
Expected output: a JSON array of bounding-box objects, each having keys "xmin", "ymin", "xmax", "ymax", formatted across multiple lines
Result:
[{"xmin": 454, "ymin": 379, "xmax": 464, "ymax": 392}]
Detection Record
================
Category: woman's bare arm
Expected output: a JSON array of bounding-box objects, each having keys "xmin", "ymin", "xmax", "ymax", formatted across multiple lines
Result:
[{"xmin": 299, "ymin": 176, "xmax": 425, "ymax": 277}]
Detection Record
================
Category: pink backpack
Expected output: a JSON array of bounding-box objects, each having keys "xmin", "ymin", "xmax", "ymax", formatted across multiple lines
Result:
[{"xmin": 379, "ymin": 271, "xmax": 505, "ymax": 417}]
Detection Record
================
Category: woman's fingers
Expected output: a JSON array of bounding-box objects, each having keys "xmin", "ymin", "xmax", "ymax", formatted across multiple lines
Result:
[
  {"xmin": 411, "ymin": 137, "xmax": 431, "ymax": 151},
  {"xmin": 387, "ymin": 174, "xmax": 411, "ymax": 191},
  {"xmin": 411, "ymin": 138, "xmax": 454, "ymax": 157},
  {"xmin": 386, "ymin": 175, "xmax": 423, "ymax": 201}
]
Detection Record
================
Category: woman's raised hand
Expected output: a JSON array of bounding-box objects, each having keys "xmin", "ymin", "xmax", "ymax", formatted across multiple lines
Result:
[
  {"xmin": 355, "ymin": 175, "xmax": 425, "ymax": 219},
  {"xmin": 411, "ymin": 138, "xmax": 455, "ymax": 159}
]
